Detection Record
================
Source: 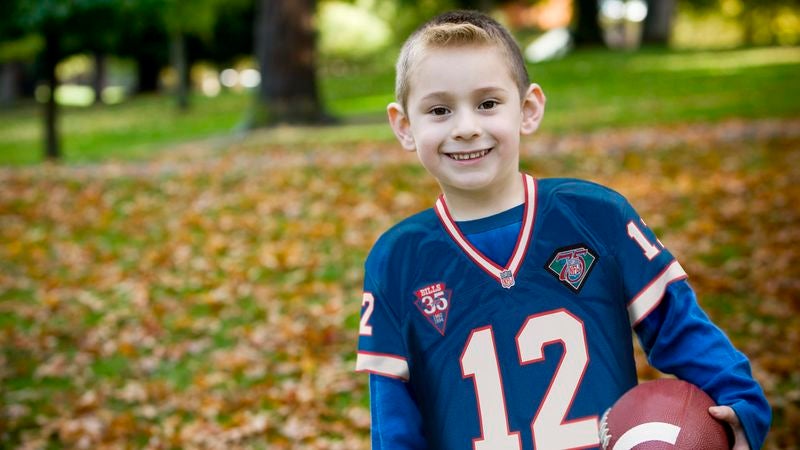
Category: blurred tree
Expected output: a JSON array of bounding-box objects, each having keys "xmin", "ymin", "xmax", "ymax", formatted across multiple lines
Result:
[
  {"xmin": 643, "ymin": 0, "xmax": 676, "ymax": 45},
  {"xmin": 0, "ymin": 61, "xmax": 24, "ymax": 106},
  {"xmin": 204, "ymin": 2, "xmax": 255, "ymax": 66},
  {"xmin": 455, "ymin": 0, "xmax": 495, "ymax": 10},
  {"xmin": 738, "ymin": 0, "xmax": 800, "ymax": 44},
  {"xmin": 161, "ymin": 0, "xmax": 229, "ymax": 110},
  {"xmin": 0, "ymin": 15, "xmax": 37, "ymax": 106},
  {"xmin": 7, "ymin": 0, "xmax": 122, "ymax": 160},
  {"xmin": 684, "ymin": 0, "xmax": 800, "ymax": 45},
  {"xmin": 250, "ymin": 0, "xmax": 328, "ymax": 126},
  {"xmin": 573, "ymin": 0, "xmax": 603, "ymax": 46},
  {"xmin": 66, "ymin": 2, "xmax": 123, "ymax": 103},
  {"xmin": 118, "ymin": 14, "xmax": 169, "ymax": 94},
  {"xmin": 112, "ymin": 0, "xmax": 238, "ymax": 107}
]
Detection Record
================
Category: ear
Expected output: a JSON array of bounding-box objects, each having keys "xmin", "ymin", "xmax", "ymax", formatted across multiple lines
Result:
[
  {"xmin": 387, "ymin": 102, "xmax": 416, "ymax": 151},
  {"xmin": 520, "ymin": 83, "xmax": 546, "ymax": 135}
]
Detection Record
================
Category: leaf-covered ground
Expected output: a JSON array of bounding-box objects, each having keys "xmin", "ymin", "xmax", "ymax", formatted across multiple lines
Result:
[{"xmin": 1, "ymin": 118, "xmax": 798, "ymax": 449}]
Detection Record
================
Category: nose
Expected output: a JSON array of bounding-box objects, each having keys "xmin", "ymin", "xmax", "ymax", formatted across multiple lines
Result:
[{"xmin": 451, "ymin": 111, "xmax": 482, "ymax": 140}]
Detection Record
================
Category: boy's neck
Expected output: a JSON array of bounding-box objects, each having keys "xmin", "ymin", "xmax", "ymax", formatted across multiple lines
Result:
[{"xmin": 441, "ymin": 172, "xmax": 526, "ymax": 221}]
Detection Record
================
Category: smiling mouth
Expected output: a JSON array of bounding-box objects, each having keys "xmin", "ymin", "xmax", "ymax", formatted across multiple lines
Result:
[{"xmin": 446, "ymin": 148, "xmax": 492, "ymax": 161}]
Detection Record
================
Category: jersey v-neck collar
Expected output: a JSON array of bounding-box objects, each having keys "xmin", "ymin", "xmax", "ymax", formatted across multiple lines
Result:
[{"xmin": 434, "ymin": 173, "xmax": 537, "ymax": 289}]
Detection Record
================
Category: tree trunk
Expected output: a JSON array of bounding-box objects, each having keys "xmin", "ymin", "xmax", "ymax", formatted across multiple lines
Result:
[
  {"xmin": 642, "ymin": 0, "xmax": 676, "ymax": 45},
  {"xmin": 170, "ymin": 32, "xmax": 189, "ymax": 110},
  {"xmin": 136, "ymin": 53, "xmax": 161, "ymax": 93},
  {"xmin": 43, "ymin": 30, "xmax": 61, "ymax": 161},
  {"xmin": 454, "ymin": 0, "xmax": 493, "ymax": 11},
  {"xmin": 92, "ymin": 51, "xmax": 106, "ymax": 104},
  {"xmin": 573, "ymin": 0, "xmax": 603, "ymax": 47},
  {"xmin": 251, "ymin": 0, "xmax": 326, "ymax": 127},
  {"xmin": 0, "ymin": 62, "xmax": 22, "ymax": 108}
]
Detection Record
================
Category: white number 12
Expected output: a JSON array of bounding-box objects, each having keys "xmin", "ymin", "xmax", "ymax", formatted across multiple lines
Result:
[{"xmin": 460, "ymin": 309, "xmax": 599, "ymax": 450}]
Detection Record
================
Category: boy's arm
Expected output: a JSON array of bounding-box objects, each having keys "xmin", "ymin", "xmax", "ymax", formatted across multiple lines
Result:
[
  {"xmin": 370, "ymin": 374, "xmax": 427, "ymax": 450},
  {"xmin": 357, "ymin": 246, "xmax": 427, "ymax": 448},
  {"xmin": 635, "ymin": 279, "xmax": 771, "ymax": 449}
]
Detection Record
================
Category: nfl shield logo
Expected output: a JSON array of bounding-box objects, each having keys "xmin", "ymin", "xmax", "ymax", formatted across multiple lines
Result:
[
  {"xmin": 546, "ymin": 244, "xmax": 598, "ymax": 293},
  {"xmin": 500, "ymin": 270, "xmax": 515, "ymax": 289}
]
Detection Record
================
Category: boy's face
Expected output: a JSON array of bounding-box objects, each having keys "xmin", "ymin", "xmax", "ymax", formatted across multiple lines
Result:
[{"xmin": 388, "ymin": 45, "xmax": 544, "ymax": 200}]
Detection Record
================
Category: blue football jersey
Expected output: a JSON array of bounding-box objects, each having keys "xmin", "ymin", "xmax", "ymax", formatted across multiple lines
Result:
[{"xmin": 356, "ymin": 174, "xmax": 689, "ymax": 450}]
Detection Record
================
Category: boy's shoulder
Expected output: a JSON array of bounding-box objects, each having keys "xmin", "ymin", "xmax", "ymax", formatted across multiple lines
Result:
[
  {"xmin": 538, "ymin": 177, "xmax": 625, "ymax": 201},
  {"xmin": 538, "ymin": 177, "xmax": 630, "ymax": 212},
  {"xmin": 365, "ymin": 207, "xmax": 440, "ymax": 274},
  {"xmin": 377, "ymin": 207, "xmax": 440, "ymax": 244}
]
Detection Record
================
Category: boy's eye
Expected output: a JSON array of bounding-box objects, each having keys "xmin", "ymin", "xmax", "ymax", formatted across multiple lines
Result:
[
  {"xmin": 479, "ymin": 100, "xmax": 498, "ymax": 110},
  {"xmin": 430, "ymin": 107, "xmax": 450, "ymax": 116}
]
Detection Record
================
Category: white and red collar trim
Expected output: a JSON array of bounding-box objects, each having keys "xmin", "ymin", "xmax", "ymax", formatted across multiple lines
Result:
[{"xmin": 434, "ymin": 173, "xmax": 537, "ymax": 289}]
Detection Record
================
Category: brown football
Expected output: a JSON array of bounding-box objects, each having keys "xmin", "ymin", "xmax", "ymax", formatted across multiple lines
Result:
[{"xmin": 599, "ymin": 379, "xmax": 731, "ymax": 450}]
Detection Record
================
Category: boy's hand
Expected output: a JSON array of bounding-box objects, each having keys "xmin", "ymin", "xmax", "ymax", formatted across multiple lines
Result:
[{"xmin": 709, "ymin": 405, "xmax": 750, "ymax": 450}]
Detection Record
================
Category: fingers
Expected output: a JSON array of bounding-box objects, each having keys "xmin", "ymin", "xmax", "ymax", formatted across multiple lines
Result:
[
  {"xmin": 709, "ymin": 405, "xmax": 739, "ymax": 425},
  {"xmin": 709, "ymin": 406, "xmax": 749, "ymax": 450}
]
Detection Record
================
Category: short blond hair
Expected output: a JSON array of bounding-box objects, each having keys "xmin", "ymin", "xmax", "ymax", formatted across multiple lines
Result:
[{"xmin": 395, "ymin": 10, "xmax": 530, "ymax": 110}]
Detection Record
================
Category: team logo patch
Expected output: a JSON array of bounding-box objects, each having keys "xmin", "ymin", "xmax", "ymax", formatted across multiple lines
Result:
[
  {"xmin": 546, "ymin": 244, "xmax": 598, "ymax": 293},
  {"xmin": 413, "ymin": 282, "xmax": 451, "ymax": 335}
]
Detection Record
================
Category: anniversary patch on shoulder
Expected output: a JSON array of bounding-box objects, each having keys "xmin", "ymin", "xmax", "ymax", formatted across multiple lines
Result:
[
  {"xmin": 413, "ymin": 282, "xmax": 451, "ymax": 335},
  {"xmin": 545, "ymin": 244, "xmax": 598, "ymax": 293}
]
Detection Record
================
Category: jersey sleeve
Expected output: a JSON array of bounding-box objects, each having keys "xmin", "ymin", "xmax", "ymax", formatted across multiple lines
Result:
[
  {"xmin": 608, "ymin": 195, "xmax": 688, "ymax": 325},
  {"xmin": 611, "ymin": 193, "xmax": 770, "ymax": 447},
  {"xmin": 355, "ymin": 268, "xmax": 410, "ymax": 380},
  {"xmin": 370, "ymin": 374, "xmax": 427, "ymax": 449},
  {"xmin": 636, "ymin": 280, "xmax": 771, "ymax": 450}
]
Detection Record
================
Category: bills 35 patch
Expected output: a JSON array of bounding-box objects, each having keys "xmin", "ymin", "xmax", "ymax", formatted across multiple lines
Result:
[
  {"xmin": 546, "ymin": 244, "xmax": 598, "ymax": 293},
  {"xmin": 414, "ymin": 282, "xmax": 451, "ymax": 335}
]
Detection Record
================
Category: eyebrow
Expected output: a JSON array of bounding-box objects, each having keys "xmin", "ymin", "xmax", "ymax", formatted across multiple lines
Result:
[
  {"xmin": 419, "ymin": 86, "xmax": 509, "ymax": 103},
  {"xmin": 419, "ymin": 91, "xmax": 453, "ymax": 104}
]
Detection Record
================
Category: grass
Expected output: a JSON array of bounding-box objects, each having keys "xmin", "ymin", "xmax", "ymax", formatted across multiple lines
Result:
[
  {"xmin": 0, "ymin": 45, "xmax": 798, "ymax": 165},
  {"xmin": 0, "ymin": 93, "xmax": 247, "ymax": 165},
  {"xmin": 535, "ymin": 46, "xmax": 800, "ymax": 130}
]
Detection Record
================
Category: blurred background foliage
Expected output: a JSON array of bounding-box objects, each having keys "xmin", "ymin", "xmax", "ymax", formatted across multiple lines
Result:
[{"xmin": 0, "ymin": 0, "xmax": 799, "ymax": 161}]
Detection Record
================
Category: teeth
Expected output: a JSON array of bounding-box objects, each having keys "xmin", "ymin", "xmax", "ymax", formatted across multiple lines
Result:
[{"xmin": 449, "ymin": 149, "xmax": 489, "ymax": 161}]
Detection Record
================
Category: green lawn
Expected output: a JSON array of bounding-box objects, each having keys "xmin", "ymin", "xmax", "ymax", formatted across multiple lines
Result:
[
  {"xmin": 534, "ymin": 46, "xmax": 800, "ymax": 130},
  {"xmin": 0, "ymin": 45, "xmax": 798, "ymax": 165}
]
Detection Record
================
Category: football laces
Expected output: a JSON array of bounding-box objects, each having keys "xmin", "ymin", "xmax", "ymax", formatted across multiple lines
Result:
[{"xmin": 598, "ymin": 407, "xmax": 613, "ymax": 450}]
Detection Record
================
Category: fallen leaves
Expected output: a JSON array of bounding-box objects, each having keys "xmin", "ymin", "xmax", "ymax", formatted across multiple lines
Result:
[{"xmin": 1, "ymin": 118, "xmax": 798, "ymax": 448}]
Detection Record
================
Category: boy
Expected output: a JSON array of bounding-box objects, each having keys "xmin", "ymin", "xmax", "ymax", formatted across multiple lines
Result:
[{"xmin": 355, "ymin": 10, "xmax": 770, "ymax": 450}]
